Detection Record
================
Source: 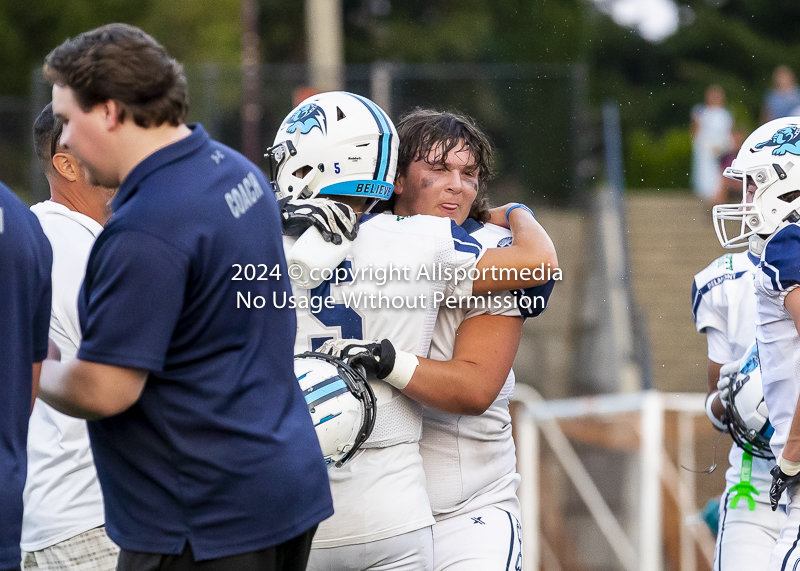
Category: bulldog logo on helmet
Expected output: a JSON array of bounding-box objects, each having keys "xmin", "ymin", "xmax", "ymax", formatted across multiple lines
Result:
[
  {"xmin": 753, "ymin": 125, "xmax": 800, "ymax": 156},
  {"xmin": 284, "ymin": 104, "xmax": 327, "ymax": 136}
]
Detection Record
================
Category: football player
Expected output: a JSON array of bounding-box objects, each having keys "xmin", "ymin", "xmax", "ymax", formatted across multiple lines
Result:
[
  {"xmin": 394, "ymin": 109, "xmax": 546, "ymax": 570},
  {"xmin": 268, "ymin": 92, "xmax": 556, "ymax": 571},
  {"xmin": 692, "ymin": 246, "xmax": 785, "ymax": 571},
  {"xmin": 318, "ymin": 108, "xmax": 557, "ymax": 569},
  {"xmin": 712, "ymin": 116, "xmax": 800, "ymax": 570}
]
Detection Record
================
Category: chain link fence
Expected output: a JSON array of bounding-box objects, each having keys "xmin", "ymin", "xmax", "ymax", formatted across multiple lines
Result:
[{"xmin": 4, "ymin": 62, "xmax": 596, "ymax": 206}]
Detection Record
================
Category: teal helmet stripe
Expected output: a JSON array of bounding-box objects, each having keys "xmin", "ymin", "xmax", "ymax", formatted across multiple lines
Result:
[{"xmin": 348, "ymin": 93, "xmax": 393, "ymax": 182}]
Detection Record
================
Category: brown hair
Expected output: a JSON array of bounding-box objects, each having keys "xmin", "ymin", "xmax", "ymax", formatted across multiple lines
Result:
[
  {"xmin": 395, "ymin": 108, "xmax": 494, "ymax": 222},
  {"xmin": 43, "ymin": 23, "xmax": 188, "ymax": 128}
]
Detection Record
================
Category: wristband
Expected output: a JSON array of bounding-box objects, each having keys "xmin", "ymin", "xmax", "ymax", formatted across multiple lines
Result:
[
  {"xmin": 505, "ymin": 204, "xmax": 535, "ymax": 227},
  {"xmin": 778, "ymin": 453, "xmax": 800, "ymax": 477},
  {"xmin": 705, "ymin": 391, "xmax": 727, "ymax": 432},
  {"xmin": 383, "ymin": 350, "xmax": 419, "ymax": 391}
]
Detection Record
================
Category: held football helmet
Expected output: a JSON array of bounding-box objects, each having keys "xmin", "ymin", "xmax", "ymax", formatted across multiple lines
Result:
[
  {"xmin": 725, "ymin": 344, "xmax": 774, "ymax": 460},
  {"xmin": 294, "ymin": 351, "xmax": 377, "ymax": 468},
  {"xmin": 713, "ymin": 117, "xmax": 800, "ymax": 249},
  {"xmin": 266, "ymin": 91, "xmax": 398, "ymax": 203}
]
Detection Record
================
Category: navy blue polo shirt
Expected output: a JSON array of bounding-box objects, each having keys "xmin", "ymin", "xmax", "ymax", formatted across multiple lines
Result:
[
  {"xmin": 0, "ymin": 183, "xmax": 52, "ymax": 570},
  {"xmin": 77, "ymin": 125, "xmax": 332, "ymax": 560}
]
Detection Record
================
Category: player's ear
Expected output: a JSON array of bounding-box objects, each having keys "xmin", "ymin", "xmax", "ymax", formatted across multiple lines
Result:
[
  {"xmin": 393, "ymin": 175, "xmax": 405, "ymax": 196},
  {"xmin": 52, "ymin": 153, "xmax": 78, "ymax": 183},
  {"xmin": 103, "ymin": 100, "xmax": 123, "ymax": 130}
]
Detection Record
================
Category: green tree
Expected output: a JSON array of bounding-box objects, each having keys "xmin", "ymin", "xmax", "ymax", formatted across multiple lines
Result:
[{"xmin": 0, "ymin": 0, "xmax": 241, "ymax": 96}]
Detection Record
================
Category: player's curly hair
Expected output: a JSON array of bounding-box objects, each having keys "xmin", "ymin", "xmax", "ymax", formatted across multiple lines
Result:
[
  {"xmin": 43, "ymin": 23, "xmax": 188, "ymax": 128},
  {"xmin": 394, "ymin": 108, "xmax": 494, "ymax": 223}
]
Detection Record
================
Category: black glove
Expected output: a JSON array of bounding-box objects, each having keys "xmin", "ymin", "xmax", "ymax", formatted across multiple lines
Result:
[
  {"xmin": 318, "ymin": 338, "xmax": 397, "ymax": 380},
  {"xmin": 281, "ymin": 198, "xmax": 359, "ymax": 245},
  {"xmin": 770, "ymin": 463, "xmax": 799, "ymax": 511}
]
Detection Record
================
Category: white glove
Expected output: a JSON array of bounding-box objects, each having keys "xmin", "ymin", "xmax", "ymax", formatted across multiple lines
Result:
[
  {"xmin": 717, "ymin": 360, "xmax": 740, "ymax": 406},
  {"xmin": 318, "ymin": 338, "xmax": 419, "ymax": 390},
  {"xmin": 281, "ymin": 197, "xmax": 359, "ymax": 245},
  {"xmin": 318, "ymin": 338, "xmax": 380, "ymax": 363}
]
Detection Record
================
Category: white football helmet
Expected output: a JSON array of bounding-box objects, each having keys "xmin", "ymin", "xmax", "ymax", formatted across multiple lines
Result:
[
  {"xmin": 294, "ymin": 351, "xmax": 377, "ymax": 468},
  {"xmin": 266, "ymin": 91, "xmax": 398, "ymax": 203},
  {"xmin": 713, "ymin": 117, "xmax": 800, "ymax": 249},
  {"xmin": 725, "ymin": 344, "xmax": 774, "ymax": 459}
]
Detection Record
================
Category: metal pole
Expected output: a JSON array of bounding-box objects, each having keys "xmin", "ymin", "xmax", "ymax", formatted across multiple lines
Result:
[
  {"xmin": 639, "ymin": 390, "xmax": 664, "ymax": 571},
  {"xmin": 602, "ymin": 101, "xmax": 625, "ymax": 195},
  {"xmin": 515, "ymin": 403, "xmax": 539, "ymax": 570},
  {"xmin": 241, "ymin": 0, "xmax": 260, "ymax": 160},
  {"xmin": 305, "ymin": 0, "xmax": 344, "ymax": 91},
  {"xmin": 201, "ymin": 63, "xmax": 221, "ymax": 141},
  {"xmin": 370, "ymin": 62, "xmax": 392, "ymax": 116},
  {"xmin": 678, "ymin": 412, "xmax": 697, "ymax": 571}
]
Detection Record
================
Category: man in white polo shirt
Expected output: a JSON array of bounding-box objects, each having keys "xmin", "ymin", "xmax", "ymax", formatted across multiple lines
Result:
[{"xmin": 22, "ymin": 103, "xmax": 118, "ymax": 571}]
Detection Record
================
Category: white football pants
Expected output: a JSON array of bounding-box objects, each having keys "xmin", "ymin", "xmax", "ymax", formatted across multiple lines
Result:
[
  {"xmin": 306, "ymin": 527, "xmax": 433, "ymax": 571},
  {"xmin": 716, "ymin": 489, "xmax": 785, "ymax": 571},
  {"xmin": 432, "ymin": 506, "xmax": 522, "ymax": 571}
]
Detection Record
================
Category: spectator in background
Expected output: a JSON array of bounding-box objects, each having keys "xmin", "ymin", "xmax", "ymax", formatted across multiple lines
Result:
[
  {"xmin": 762, "ymin": 65, "xmax": 800, "ymax": 123},
  {"xmin": 691, "ymin": 85, "xmax": 733, "ymax": 202},
  {"xmin": 715, "ymin": 126, "xmax": 748, "ymax": 205},
  {"xmin": 0, "ymin": 181, "xmax": 52, "ymax": 571},
  {"xmin": 21, "ymin": 103, "xmax": 119, "ymax": 571}
]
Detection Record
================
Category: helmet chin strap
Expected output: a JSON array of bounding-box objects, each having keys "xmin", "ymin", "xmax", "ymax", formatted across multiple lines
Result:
[{"xmin": 361, "ymin": 198, "xmax": 381, "ymax": 215}]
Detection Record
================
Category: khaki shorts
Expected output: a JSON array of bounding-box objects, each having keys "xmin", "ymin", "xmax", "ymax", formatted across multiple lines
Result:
[{"xmin": 22, "ymin": 526, "xmax": 119, "ymax": 571}]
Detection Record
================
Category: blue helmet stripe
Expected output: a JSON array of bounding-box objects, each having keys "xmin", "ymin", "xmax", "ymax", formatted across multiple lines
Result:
[
  {"xmin": 305, "ymin": 379, "xmax": 348, "ymax": 409},
  {"xmin": 348, "ymin": 93, "xmax": 393, "ymax": 183}
]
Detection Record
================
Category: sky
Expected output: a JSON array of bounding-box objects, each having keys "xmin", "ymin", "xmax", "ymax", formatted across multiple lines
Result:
[{"xmin": 594, "ymin": 0, "xmax": 680, "ymax": 42}]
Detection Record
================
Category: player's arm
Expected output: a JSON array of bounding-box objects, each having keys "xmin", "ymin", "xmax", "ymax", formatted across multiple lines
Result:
[
  {"xmin": 320, "ymin": 313, "xmax": 523, "ymax": 416},
  {"xmin": 39, "ymin": 358, "xmax": 147, "ymax": 420},
  {"xmin": 400, "ymin": 314, "xmax": 522, "ymax": 415},
  {"xmin": 32, "ymin": 362, "xmax": 42, "ymax": 412},
  {"xmin": 704, "ymin": 358, "xmax": 729, "ymax": 430},
  {"xmin": 704, "ymin": 327, "xmax": 731, "ymax": 429},
  {"xmin": 472, "ymin": 204, "xmax": 558, "ymax": 295},
  {"xmin": 708, "ymin": 360, "xmax": 722, "ymax": 395},
  {"xmin": 779, "ymin": 287, "xmax": 800, "ymax": 462},
  {"xmin": 769, "ymin": 286, "xmax": 800, "ymax": 508}
]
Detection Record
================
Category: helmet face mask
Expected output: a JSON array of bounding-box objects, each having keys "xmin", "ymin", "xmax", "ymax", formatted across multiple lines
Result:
[
  {"xmin": 266, "ymin": 91, "xmax": 398, "ymax": 204},
  {"xmin": 294, "ymin": 351, "xmax": 377, "ymax": 468},
  {"xmin": 712, "ymin": 117, "xmax": 800, "ymax": 249}
]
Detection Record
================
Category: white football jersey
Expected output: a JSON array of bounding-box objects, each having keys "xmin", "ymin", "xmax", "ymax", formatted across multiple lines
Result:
[
  {"xmin": 752, "ymin": 223, "xmax": 800, "ymax": 458},
  {"xmin": 691, "ymin": 251, "xmax": 774, "ymax": 498},
  {"xmin": 420, "ymin": 222, "xmax": 553, "ymax": 520},
  {"xmin": 288, "ymin": 212, "xmax": 484, "ymax": 547},
  {"xmin": 23, "ymin": 201, "xmax": 106, "ymax": 550}
]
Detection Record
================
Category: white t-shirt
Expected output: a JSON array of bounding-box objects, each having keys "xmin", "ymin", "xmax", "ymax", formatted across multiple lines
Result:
[
  {"xmin": 691, "ymin": 251, "xmax": 774, "ymax": 498},
  {"xmin": 420, "ymin": 223, "xmax": 528, "ymax": 520},
  {"xmin": 289, "ymin": 213, "xmax": 484, "ymax": 548},
  {"xmin": 22, "ymin": 201, "xmax": 106, "ymax": 551}
]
